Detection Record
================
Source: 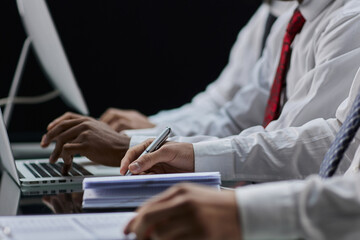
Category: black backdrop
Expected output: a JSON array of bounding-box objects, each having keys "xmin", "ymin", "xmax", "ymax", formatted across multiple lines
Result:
[{"xmin": 0, "ymin": 0, "xmax": 262, "ymax": 141}]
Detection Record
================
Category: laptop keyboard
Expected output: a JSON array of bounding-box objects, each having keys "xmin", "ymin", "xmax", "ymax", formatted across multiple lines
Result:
[{"xmin": 24, "ymin": 162, "xmax": 93, "ymax": 178}]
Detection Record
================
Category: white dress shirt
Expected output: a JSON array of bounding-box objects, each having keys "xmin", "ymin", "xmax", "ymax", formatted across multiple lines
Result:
[
  {"xmin": 345, "ymin": 146, "xmax": 360, "ymax": 175},
  {"xmin": 190, "ymin": 0, "xmax": 360, "ymax": 181},
  {"xmin": 126, "ymin": 0, "xmax": 360, "ymax": 182},
  {"xmin": 237, "ymin": 68, "xmax": 360, "ymax": 238},
  {"xmin": 194, "ymin": 63, "xmax": 360, "ymax": 182},
  {"xmin": 236, "ymin": 173, "xmax": 360, "ymax": 240},
  {"xmin": 124, "ymin": 1, "xmax": 295, "ymax": 139}
]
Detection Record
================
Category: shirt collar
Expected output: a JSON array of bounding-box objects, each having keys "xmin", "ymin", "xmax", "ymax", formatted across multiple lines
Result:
[
  {"xmin": 270, "ymin": 1, "xmax": 297, "ymax": 17},
  {"xmin": 299, "ymin": 0, "xmax": 334, "ymax": 22}
]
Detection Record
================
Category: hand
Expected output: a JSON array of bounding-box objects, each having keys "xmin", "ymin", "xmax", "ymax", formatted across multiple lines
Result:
[
  {"xmin": 100, "ymin": 108, "xmax": 155, "ymax": 132},
  {"xmin": 40, "ymin": 112, "xmax": 131, "ymax": 174},
  {"xmin": 42, "ymin": 192, "xmax": 83, "ymax": 214},
  {"xmin": 120, "ymin": 139, "xmax": 194, "ymax": 175},
  {"xmin": 124, "ymin": 183, "xmax": 242, "ymax": 240}
]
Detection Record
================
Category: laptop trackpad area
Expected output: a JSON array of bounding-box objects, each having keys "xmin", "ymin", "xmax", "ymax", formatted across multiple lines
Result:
[{"xmin": 72, "ymin": 157, "xmax": 120, "ymax": 176}]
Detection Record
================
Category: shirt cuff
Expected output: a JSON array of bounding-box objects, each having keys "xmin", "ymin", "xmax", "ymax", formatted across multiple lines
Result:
[
  {"xmin": 235, "ymin": 181, "xmax": 304, "ymax": 239},
  {"xmin": 123, "ymin": 127, "xmax": 163, "ymax": 138},
  {"xmin": 193, "ymin": 138, "xmax": 235, "ymax": 180},
  {"xmin": 129, "ymin": 135, "xmax": 156, "ymax": 148}
]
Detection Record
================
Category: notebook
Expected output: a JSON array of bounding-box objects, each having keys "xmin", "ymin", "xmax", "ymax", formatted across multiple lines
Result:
[{"xmin": 82, "ymin": 172, "xmax": 221, "ymax": 208}]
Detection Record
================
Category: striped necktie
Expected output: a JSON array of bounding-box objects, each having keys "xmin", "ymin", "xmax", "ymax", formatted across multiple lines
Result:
[
  {"xmin": 263, "ymin": 9, "xmax": 306, "ymax": 127},
  {"xmin": 319, "ymin": 92, "xmax": 360, "ymax": 178},
  {"xmin": 261, "ymin": 12, "xmax": 277, "ymax": 56}
]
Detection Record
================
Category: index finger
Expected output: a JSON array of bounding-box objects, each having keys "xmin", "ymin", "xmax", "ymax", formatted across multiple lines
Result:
[
  {"xmin": 42, "ymin": 118, "xmax": 85, "ymax": 147},
  {"xmin": 123, "ymin": 217, "xmax": 136, "ymax": 235},
  {"xmin": 120, "ymin": 139, "xmax": 153, "ymax": 175},
  {"xmin": 59, "ymin": 142, "xmax": 85, "ymax": 175},
  {"xmin": 99, "ymin": 108, "xmax": 121, "ymax": 123},
  {"xmin": 47, "ymin": 112, "xmax": 83, "ymax": 131}
]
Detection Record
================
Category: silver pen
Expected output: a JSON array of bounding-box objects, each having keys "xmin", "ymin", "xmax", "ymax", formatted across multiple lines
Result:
[{"xmin": 125, "ymin": 127, "xmax": 171, "ymax": 176}]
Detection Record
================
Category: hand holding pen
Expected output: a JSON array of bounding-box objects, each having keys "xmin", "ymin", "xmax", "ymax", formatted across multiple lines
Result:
[{"xmin": 124, "ymin": 127, "xmax": 172, "ymax": 176}]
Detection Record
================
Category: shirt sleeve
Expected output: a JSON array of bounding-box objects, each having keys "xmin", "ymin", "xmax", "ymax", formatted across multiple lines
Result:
[
  {"xmin": 192, "ymin": 5, "xmax": 360, "ymax": 182},
  {"xmin": 193, "ymin": 118, "xmax": 345, "ymax": 181},
  {"xmin": 150, "ymin": 6, "xmax": 286, "ymax": 138},
  {"xmin": 163, "ymin": 45, "xmax": 273, "ymax": 138},
  {"xmin": 193, "ymin": 63, "xmax": 360, "ymax": 182},
  {"xmin": 236, "ymin": 174, "xmax": 360, "ymax": 240}
]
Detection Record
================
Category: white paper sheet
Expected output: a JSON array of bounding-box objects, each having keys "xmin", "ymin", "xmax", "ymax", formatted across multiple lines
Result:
[
  {"xmin": 83, "ymin": 172, "xmax": 221, "ymax": 189},
  {"xmin": 82, "ymin": 172, "xmax": 221, "ymax": 208},
  {"xmin": 0, "ymin": 212, "xmax": 136, "ymax": 240}
]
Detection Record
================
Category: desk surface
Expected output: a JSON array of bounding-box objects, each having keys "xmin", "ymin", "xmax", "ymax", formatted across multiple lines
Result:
[
  {"xmin": 0, "ymin": 170, "xmax": 135, "ymax": 216},
  {"xmin": 0, "ymin": 169, "xmax": 237, "ymax": 216}
]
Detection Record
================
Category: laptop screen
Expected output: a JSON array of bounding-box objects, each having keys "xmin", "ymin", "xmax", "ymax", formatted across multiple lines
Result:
[{"xmin": 0, "ymin": 109, "xmax": 20, "ymax": 185}]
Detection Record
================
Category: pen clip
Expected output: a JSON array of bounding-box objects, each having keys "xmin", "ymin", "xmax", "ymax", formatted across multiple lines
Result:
[
  {"xmin": 154, "ymin": 137, "xmax": 167, "ymax": 151},
  {"xmin": 154, "ymin": 127, "xmax": 171, "ymax": 150}
]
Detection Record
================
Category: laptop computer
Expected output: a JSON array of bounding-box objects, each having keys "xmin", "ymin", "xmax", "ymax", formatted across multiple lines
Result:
[
  {"xmin": 0, "ymin": 108, "xmax": 120, "ymax": 187},
  {"xmin": 0, "ymin": 171, "xmax": 21, "ymax": 216}
]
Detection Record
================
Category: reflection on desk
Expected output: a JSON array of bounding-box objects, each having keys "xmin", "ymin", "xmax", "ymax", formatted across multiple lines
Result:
[
  {"xmin": 0, "ymin": 170, "xmax": 136, "ymax": 216},
  {"xmin": 42, "ymin": 192, "xmax": 83, "ymax": 214},
  {"xmin": 0, "ymin": 171, "xmax": 137, "ymax": 239}
]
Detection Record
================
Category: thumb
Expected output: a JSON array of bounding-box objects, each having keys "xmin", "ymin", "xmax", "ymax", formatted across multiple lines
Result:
[
  {"xmin": 123, "ymin": 216, "xmax": 136, "ymax": 235},
  {"xmin": 120, "ymin": 139, "xmax": 154, "ymax": 175},
  {"xmin": 128, "ymin": 149, "xmax": 167, "ymax": 174}
]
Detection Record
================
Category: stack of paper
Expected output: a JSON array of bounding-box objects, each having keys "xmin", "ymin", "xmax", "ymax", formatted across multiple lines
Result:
[{"xmin": 82, "ymin": 172, "xmax": 221, "ymax": 209}]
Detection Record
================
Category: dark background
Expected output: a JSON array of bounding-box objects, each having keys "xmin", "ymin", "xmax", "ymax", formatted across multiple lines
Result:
[{"xmin": 0, "ymin": 0, "xmax": 262, "ymax": 141}]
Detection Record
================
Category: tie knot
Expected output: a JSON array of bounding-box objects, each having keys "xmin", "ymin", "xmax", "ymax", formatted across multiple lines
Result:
[{"xmin": 286, "ymin": 9, "xmax": 306, "ymax": 37}]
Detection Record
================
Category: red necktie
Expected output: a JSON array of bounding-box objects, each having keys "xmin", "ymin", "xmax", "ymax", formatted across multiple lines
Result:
[{"xmin": 263, "ymin": 9, "xmax": 306, "ymax": 127}]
